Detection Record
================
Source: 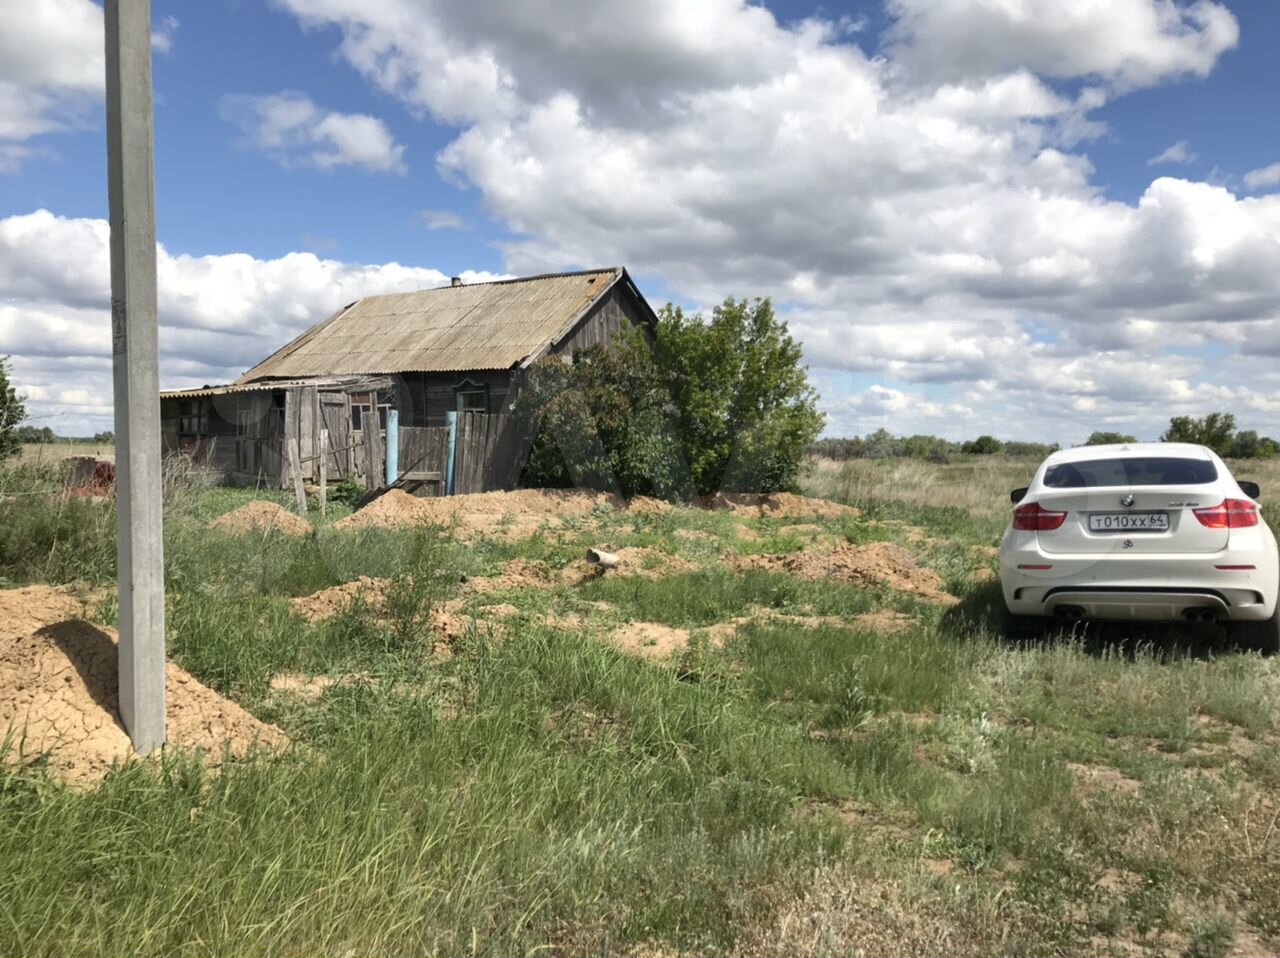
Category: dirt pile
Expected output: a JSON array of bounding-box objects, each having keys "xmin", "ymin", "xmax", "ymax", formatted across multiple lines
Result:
[
  {"xmin": 610, "ymin": 622, "xmax": 691, "ymax": 660},
  {"xmin": 560, "ymin": 547, "xmax": 695, "ymax": 586},
  {"xmin": 464, "ymin": 558, "xmax": 553, "ymax": 593},
  {"xmin": 734, "ymin": 542, "xmax": 956, "ymax": 604},
  {"xmin": 1, "ymin": 588, "xmax": 287, "ymax": 786},
  {"xmin": 335, "ymin": 488, "xmax": 623, "ymax": 536},
  {"xmin": 0, "ymin": 585, "xmax": 87, "ymax": 641},
  {"xmin": 211, "ymin": 501, "xmax": 312, "ymax": 537},
  {"xmin": 290, "ymin": 576, "xmax": 388, "ymax": 623},
  {"xmin": 698, "ymin": 492, "xmax": 860, "ymax": 520},
  {"xmin": 625, "ymin": 496, "xmax": 673, "ymax": 515}
]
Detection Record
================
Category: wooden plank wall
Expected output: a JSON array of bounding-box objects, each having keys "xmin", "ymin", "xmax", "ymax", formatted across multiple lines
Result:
[
  {"xmin": 319, "ymin": 393, "xmax": 351, "ymax": 479},
  {"xmin": 397, "ymin": 426, "xmax": 450, "ymax": 496},
  {"xmin": 452, "ymin": 411, "xmax": 529, "ymax": 494}
]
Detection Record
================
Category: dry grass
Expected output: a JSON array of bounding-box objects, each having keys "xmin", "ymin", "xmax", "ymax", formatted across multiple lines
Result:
[{"xmin": 18, "ymin": 442, "xmax": 115, "ymax": 466}]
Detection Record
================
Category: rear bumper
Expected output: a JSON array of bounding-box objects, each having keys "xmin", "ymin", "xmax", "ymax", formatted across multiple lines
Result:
[{"xmin": 1000, "ymin": 536, "xmax": 1279, "ymax": 622}]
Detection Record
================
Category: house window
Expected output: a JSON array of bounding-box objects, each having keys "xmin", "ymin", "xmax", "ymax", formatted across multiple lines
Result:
[
  {"xmin": 177, "ymin": 398, "xmax": 207, "ymax": 436},
  {"xmin": 454, "ymin": 380, "xmax": 488, "ymax": 414},
  {"xmin": 352, "ymin": 397, "xmax": 391, "ymax": 432}
]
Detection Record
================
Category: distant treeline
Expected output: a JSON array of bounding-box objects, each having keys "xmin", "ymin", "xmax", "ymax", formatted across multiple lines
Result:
[
  {"xmin": 808, "ymin": 429, "xmax": 1057, "ymax": 463},
  {"xmin": 13, "ymin": 426, "xmax": 114, "ymax": 444},
  {"xmin": 810, "ymin": 413, "xmax": 1280, "ymax": 463}
]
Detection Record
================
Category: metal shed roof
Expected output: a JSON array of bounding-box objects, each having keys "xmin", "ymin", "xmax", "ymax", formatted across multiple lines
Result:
[{"xmin": 235, "ymin": 267, "xmax": 638, "ymax": 383}]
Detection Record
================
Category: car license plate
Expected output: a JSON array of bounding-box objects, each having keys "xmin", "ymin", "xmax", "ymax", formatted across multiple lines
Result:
[{"xmin": 1088, "ymin": 512, "xmax": 1169, "ymax": 532}]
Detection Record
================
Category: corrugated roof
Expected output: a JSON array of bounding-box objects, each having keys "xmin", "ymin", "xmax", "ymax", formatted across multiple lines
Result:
[
  {"xmin": 235, "ymin": 267, "xmax": 629, "ymax": 383},
  {"xmin": 160, "ymin": 376, "xmax": 380, "ymax": 399}
]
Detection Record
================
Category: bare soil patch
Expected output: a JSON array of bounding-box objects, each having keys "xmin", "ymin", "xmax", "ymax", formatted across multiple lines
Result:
[
  {"xmin": 625, "ymin": 496, "xmax": 673, "ymax": 515},
  {"xmin": 707, "ymin": 607, "xmax": 918, "ymax": 644},
  {"xmin": 1, "ymin": 590, "xmax": 287, "ymax": 786},
  {"xmin": 335, "ymin": 488, "xmax": 622, "ymax": 537},
  {"xmin": 734, "ymin": 542, "xmax": 956, "ymax": 604},
  {"xmin": 211, "ymin": 500, "xmax": 312, "ymax": 537},
  {"xmin": 290, "ymin": 576, "xmax": 388, "ymax": 623},
  {"xmin": 560, "ymin": 547, "xmax": 696, "ymax": 586},
  {"xmin": 269, "ymin": 672, "xmax": 370, "ymax": 702},
  {"xmin": 610, "ymin": 622, "xmax": 691, "ymax": 660},
  {"xmin": 852, "ymin": 609, "xmax": 918, "ymax": 633},
  {"xmin": 699, "ymin": 492, "xmax": 860, "ymax": 520},
  {"xmin": 675, "ymin": 528, "xmax": 720, "ymax": 544},
  {"xmin": 1066, "ymin": 762, "xmax": 1142, "ymax": 797},
  {"xmin": 0, "ymin": 585, "xmax": 88, "ymax": 641},
  {"xmin": 465, "ymin": 558, "xmax": 554, "ymax": 593}
]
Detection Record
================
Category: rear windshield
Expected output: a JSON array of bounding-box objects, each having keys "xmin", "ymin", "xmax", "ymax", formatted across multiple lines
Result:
[{"xmin": 1044, "ymin": 457, "xmax": 1217, "ymax": 488}]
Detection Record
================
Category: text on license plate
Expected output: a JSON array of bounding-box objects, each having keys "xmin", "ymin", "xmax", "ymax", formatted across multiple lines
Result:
[{"xmin": 1088, "ymin": 512, "xmax": 1170, "ymax": 532}]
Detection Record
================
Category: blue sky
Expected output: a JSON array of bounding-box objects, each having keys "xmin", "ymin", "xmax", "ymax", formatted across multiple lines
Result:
[{"xmin": 3, "ymin": 0, "xmax": 1280, "ymax": 442}]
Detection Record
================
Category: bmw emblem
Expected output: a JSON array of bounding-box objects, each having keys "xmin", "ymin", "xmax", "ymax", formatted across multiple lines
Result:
[{"xmin": 1120, "ymin": 494, "xmax": 1135, "ymax": 507}]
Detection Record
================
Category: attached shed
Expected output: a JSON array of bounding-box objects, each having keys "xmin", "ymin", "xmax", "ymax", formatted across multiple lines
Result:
[{"xmin": 160, "ymin": 267, "xmax": 657, "ymax": 492}]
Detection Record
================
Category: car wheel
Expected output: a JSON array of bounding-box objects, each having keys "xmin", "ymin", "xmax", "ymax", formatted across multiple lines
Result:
[
  {"xmin": 1230, "ymin": 604, "xmax": 1280, "ymax": 655},
  {"xmin": 1000, "ymin": 604, "xmax": 1043, "ymax": 641}
]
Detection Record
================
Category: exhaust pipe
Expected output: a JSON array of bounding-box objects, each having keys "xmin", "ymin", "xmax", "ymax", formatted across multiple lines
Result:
[
  {"xmin": 1182, "ymin": 608, "xmax": 1217, "ymax": 624},
  {"xmin": 1054, "ymin": 605, "xmax": 1086, "ymax": 622}
]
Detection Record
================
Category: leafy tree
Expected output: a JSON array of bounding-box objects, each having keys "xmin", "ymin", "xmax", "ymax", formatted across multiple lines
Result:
[
  {"xmin": 0, "ymin": 358, "xmax": 27, "ymax": 462},
  {"xmin": 514, "ymin": 334, "xmax": 685, "ymax": 498},
  {"xmin": 1002, "ymin": 441, "xmax": 1060, "ymax": 458},
  {"xmin": 961, "ymin": 435, "xmax": 1002, "ymax": 455},
  {"xmin": 1085, "ymin": 431, "xmax": 1137, "ymax": 446},
  {"xmin": 14, "ymin": 425, "xmax": 55, "ymax": 443},
  {"xmin": 655, "ymin": 297, "xmax": 824, "ymax": 495},
  {"xmin": 1162, "ymin": 412, "xmax": 1237, "ymax": 456},
  {"xmin": 93, "ymin": 431, "xmax": 115, "ymax": 444}
]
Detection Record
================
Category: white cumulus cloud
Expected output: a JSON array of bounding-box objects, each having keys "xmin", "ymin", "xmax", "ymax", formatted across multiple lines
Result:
[
  {"xmin": 1148, "ymin": 140, "xmax": 1195, "ymax": 165},
  {"xmin": 221, "ymin": 92, "xmax": 408, "ymax": 174},
  {"xmin": 1244, "ymin": 162, "xmax": 1280, "ymax": 192}
]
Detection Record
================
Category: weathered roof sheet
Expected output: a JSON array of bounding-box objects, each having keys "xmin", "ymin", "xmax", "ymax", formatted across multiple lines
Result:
[
  {"xmin": 236, "ymin": 267, "xmax": 629, "ymax": 383},
  {"xmin": 160, "ymin": 375, "xmax": 385, "ymax": 400}
]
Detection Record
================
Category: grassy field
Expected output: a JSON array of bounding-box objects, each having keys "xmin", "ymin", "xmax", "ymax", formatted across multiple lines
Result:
[
  {"xmin": 16, "ymin": 441, "xmax": 116, "ymax": 465},
  {"xmin": 1, "ymin": 454, "xmax": 1278, "ymax": 956}
]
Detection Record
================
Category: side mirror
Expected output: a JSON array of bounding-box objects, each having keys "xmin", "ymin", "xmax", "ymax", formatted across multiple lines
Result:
[
  {"xmin": 1239, "ymin": 480, "xmax": 1261, "ymax": 500},
  {"xmin": 1011, "ymin": 487, "xmax": 1028, "ymax": 504}
]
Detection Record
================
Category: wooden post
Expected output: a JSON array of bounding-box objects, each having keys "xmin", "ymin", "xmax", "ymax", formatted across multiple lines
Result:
[
  {"xmin": 105, "ymin": 0, "xmax": 165, "ymax": 754},
  {"xmin": 362, "ymin": 414, "xmax": 383, "ymax": 491},
  {"xmin": 318, "ymin": 428, "xmax": 328, "ymax": 517},
  {"xmin": 287, "ymin": 438, "xmax": 307, "ymax": 513}
]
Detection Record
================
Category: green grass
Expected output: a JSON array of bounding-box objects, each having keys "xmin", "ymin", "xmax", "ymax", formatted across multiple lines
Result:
[{"xmin": 2, "ymin": 457, "xmax": 1279, "ymax": 955}]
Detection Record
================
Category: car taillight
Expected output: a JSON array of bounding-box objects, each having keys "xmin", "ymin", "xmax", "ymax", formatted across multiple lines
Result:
[
  {"xmin": 1193, "ymin": 499, "xmax": 1259, "ymax": 529},
  {"xmin": 1013, "ymin": 502, "xmax": 1067, "ymax": 531}
]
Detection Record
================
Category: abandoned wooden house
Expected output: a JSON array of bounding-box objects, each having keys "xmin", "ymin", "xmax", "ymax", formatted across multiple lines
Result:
[{"xmin": 159, "ymin": 267, "xmax": 657, "ymax": 495}]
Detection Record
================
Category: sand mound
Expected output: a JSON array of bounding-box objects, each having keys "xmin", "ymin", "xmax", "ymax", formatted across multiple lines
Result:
[
  {"xmin": 335, "ymin": 487, "xmax": 622, "ymax": 534},
  {"xmin": 734, "ymin": 542, "xmax": 956, "ymax": 604},
  {"xmin": 698, "ymin": 492, "xmax": 859, "ymax": 520},
  {"xmin": 705, "ymin": 607, "xmax": 916, "ymax": 643},
  {"xmin": 211, "ymin": 501, "xmax": 312, "ymax": 537},
  {"xmin": 610, "ymin": 622, "xmax": 691, "ymax": 660},
  {"xmin": 560, "ymin": 547, "xmax": 695, "ymax": 586},
  {"xmin": 464, "ymin": 558, "xmax": 553, "ymax": 593},
  {"xmin": 0, "ymin": 585, "xmax": 88, "ymax": 641},
  {"xmin": 290, "ymin": 576, "xmax": 388, "ymax": 623},
  {"xmin": 1, "ymin": 602, "xmax": 287, "ymax": 786},
  {"xmin": 625, "ymin": 496, "xmax": 673, "ymax": 515}
]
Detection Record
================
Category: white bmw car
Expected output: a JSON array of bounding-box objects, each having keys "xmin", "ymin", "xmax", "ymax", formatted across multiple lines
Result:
[{"xmin": 999, "ymin": 442, "xmax": 1279, "ymax": 651}]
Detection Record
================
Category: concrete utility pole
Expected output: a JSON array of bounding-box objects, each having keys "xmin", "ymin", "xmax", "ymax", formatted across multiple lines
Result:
[{"xmin": 105, "ymin": 0, "xmax": 166, "ymax": 754}]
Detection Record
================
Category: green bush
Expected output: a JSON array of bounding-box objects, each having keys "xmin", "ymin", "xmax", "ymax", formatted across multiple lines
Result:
[
  {"xmin": 0, "ymin": 357, "xmax": 25, "ymax": 463},
  {"xmin": 515, "ymin": 331, "xmax": 687, "ymax": 499},
  {"xmin": 656, "ymin": 297, "xmax": 823, "ymax": 495}
]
